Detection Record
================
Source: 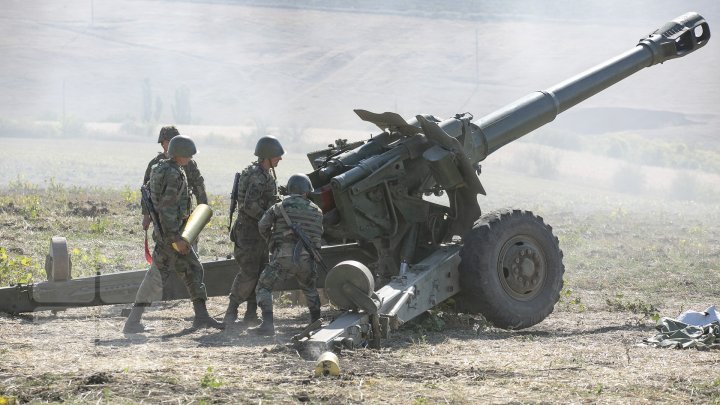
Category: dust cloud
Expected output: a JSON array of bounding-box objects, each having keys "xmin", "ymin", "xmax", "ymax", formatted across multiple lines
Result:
[{"xmin": 0, "ymin": 0, "xmax": 718, "ymax": 203}]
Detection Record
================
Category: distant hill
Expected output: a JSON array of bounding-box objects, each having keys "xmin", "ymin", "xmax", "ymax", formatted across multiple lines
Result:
[{"xmin": 0, "ymin": 0, "xmax": 717, "ymax": 147}]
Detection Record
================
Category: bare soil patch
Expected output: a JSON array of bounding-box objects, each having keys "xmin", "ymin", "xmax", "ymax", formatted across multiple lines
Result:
[
  {"xmin": 67, "ymin": 201, "xmax": 110, "ymax": 217},
  {"xmin": 1, "ymin": 294, "xmax": 720, "ymax": 404}
]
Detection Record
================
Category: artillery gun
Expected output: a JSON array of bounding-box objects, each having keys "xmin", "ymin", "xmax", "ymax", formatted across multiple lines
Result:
[
  {"xmin": 0, "ymin": 12, "xmax": 710, "ymax": 357},
  {"xmin": 293, "ymin": 12, "xmax": 711, "ymax": 356}
]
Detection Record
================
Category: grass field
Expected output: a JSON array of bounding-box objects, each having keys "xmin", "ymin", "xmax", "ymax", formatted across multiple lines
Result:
[{"xmin": 1, "ymin": 149, "xmax": 719, "ymax": 403}]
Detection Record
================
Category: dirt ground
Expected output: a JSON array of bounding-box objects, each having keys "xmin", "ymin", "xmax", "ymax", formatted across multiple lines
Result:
[
  {"xmin": 1, "ymin": 292, "xmax": 719, "ymax": 404},
  {"xmin": 1, "ymin": 166, "xmax": 719, "ymax": 403}
]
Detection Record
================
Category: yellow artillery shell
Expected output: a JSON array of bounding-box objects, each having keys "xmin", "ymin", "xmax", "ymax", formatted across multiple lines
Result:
[
  {"xmin": 314, "ymin": 351, "xmax": 340, "ymax": 377},
  {"xmin": 172, "ymin": 204, "xmax": 213, "ymax": 252}
]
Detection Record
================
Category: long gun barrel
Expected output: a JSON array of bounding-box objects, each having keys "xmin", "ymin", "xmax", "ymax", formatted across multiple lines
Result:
[
  {"xmin": 311, "ymin": 14, "xmax": 710, "ymax": 188},
  {"xmin": 471, "ymin": 12, "xmax": 710, "ymax": 158}
]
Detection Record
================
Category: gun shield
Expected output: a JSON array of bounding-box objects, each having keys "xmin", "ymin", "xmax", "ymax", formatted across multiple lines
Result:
[
  {"xmin": 172, "ymin": 204, "xmax": 213, "ymax": 251},
  {"xmin": 423, "ymin": 145, "xmax": 464, "ymax": 189}
]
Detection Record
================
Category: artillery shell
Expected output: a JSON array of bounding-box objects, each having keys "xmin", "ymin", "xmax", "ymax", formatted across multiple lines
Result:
[{"xmin": 314, "ymin": 352, "xmax": 340, "ymax": 377}]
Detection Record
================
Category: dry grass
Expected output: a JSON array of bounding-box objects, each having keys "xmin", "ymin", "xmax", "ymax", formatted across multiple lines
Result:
[
  {"xmin": 1, "ymin": 300, "xmax": 720, "ymax": 404},
  {"xmin": 1, "ymin": 154, "xmax": 720, "ymax": 403}
]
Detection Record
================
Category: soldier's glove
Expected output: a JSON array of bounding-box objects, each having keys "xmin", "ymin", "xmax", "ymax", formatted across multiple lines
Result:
[
  {"xmin": 278, "ymin": 185, "xmax": 288, "ymax": 196},
  {"xmin": 173, "ymin": 239, "xmax": 191, "ymax": 255}
]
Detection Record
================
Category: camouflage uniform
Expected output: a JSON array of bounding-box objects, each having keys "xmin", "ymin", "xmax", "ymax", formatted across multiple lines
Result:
[
  {"xmin": 227, "ymin": 163, "xmax": 278, "ymax": 313},
  {"xmin": 142, "ymin": 152, "xmax": 207, "ymax": 214},
  {"xmin": 255, "ymin": 195, "xmax": 324, "ymax": 321},
  {"xmin": 134, "ymin": 159, "xmax": 207, "ymax": 304}
]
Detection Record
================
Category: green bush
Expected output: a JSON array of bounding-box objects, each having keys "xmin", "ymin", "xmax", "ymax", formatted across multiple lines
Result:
[
  {"xmin": 200, "ymin": 367, "xmax": 223, "ymax": 388},
  {"xmin": 0, "ymin": 247, "xmax": 40, "ymax": 285},
  {"xmin": 89, "ymin": 217, "xmax": 110, "ymax": 234},
  {"xmin": 605, "ymin": 294, "xmax": 660, "ymax": 322},
  {"xmin": 0, "ymin": 194, "xmax": 43, "ymax": 220}
]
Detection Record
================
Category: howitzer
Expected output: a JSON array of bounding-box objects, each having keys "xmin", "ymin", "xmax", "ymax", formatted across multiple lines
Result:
[
  {"xmin": 295, "ymin": 12, "xmax": 711, "ymax": 356},
  {"xmin": 0, "ymin": 13, "xmax": 710, "ymax": 357}
]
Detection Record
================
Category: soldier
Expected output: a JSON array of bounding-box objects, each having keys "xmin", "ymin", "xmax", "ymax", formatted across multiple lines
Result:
[
  {"xmin": 250, "ymin": 174, "xmax": 323, "ymax": 336},
  {"xmin": 222, "ymin": 136, "xmax": 284, "ymax": 325},
  {"xmin": 124, "ymin": 135, "xmax": 224, "ymax": 333},
  {"xmin": 142, "ymin": 126, "xmax": 207, "ymax": 232}
]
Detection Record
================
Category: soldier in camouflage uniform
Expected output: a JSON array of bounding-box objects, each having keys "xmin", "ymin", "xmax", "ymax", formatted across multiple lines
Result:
[
  {"xmin": 124, "ymin": 135, "xmax": 224, "ymax": 333},
  {"xmin": 222, "ymin": 136, "xmax": 284, "ymax": 326},
  {"xmin": 142, "ymin": 126, "xmax": 207, "ymax": 232},
  {"xmin": 250, "ymin": 174, "xmax": 323, "ymax": 336}
]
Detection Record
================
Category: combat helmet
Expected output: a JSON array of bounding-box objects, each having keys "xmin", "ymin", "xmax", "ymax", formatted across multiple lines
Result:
[
  {"xmin": 168, "ymin": 135, "xmax": 197, "ymax": 158},
  {"xmin": 157, "ymin": 126, "xmax": 180, "ymax": 143},
  {"xmin": 254, "ymin": 136, "xmax": 285, "ymax": 159},
  {"xmin": 287, "ymin": 173, "xmax": 313, "ymax": 195}
]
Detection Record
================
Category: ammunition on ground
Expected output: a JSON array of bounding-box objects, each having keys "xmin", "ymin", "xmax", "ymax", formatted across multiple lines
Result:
[{"xmin": 314, "ymin": 351, "xmax": 340, "ymax": 377}]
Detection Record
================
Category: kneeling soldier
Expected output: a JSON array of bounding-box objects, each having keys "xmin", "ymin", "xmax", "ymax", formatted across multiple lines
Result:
[
  {"xmin": 250, "ymin": 174, "xmax": 324, "ymax": 336},
  {"xmin": 124, "ymin": 135, "xmax": 224, "ymax": 333}
]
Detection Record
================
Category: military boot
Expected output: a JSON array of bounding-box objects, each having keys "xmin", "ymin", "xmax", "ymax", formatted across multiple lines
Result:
[
  {"xmin": 123, "ymin": 304, "xmax": 154, "ymax": 334},
  {"xmin": 243, "ymin": 300, "xmax": 260, "ymax": 326},
  {"xmin": 192, "ymin": 299, "xmax": 225, "ymax": 330},
  {"xmin": 222, "ymin": 298, "xmax": 239, "ymax": 325},
  {"xmin": 249, "ymin": 311, "xmax": 274, "ymax": 336}
]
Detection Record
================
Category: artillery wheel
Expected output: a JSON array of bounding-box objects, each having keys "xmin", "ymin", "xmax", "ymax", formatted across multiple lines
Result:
[
  {"xmin": 45, "ymin": 236, "xmax": 71, "ymax": 282},
  {"xmin": 325, "ymin": 261, "xmax": 375, "ymax": 311},
  {"xmin": 458, "ymin": 209, "xmax": 564, "ymax": 329}
]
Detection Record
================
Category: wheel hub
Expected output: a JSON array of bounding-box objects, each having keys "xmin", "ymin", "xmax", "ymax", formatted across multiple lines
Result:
[
  {"xmin": 498, "ymin": 236, "xmax": 546, "ymax": 300},
  {"xmin": 325, "ymin": 261, "xmax": 375, "ymax": 310}
]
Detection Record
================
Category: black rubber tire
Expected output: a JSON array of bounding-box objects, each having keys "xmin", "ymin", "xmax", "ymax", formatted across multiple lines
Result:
[{"xmin": 458, "ymin": 209, "xmax": 564, "ymax": 330}]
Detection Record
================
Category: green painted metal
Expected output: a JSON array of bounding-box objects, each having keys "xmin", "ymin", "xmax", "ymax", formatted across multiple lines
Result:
[{"xmin": 0, "ymin": 243, "xmax": 375, "ymax": 314}]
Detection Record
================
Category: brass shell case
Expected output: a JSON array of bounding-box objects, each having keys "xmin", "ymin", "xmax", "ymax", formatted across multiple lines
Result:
[{"xmin": 172, "ymin": 204, "xmax": 213, "ymax": 252}]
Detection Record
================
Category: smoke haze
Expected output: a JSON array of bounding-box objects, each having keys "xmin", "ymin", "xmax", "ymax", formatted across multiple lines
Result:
[{"xmin": 0, "ymin": 0, "xmax": 718, "ymax": 199}]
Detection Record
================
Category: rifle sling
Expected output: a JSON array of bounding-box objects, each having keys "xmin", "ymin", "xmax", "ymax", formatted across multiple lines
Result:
[
  {"xmin": 277, "ymin": 203, "xmax": 318, "ymax": 263},
  {"xmin": 277, "ymin": 202, "xmax": 294, "ymax": 229}
]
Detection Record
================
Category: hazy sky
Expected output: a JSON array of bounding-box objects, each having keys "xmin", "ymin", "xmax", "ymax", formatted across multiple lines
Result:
[
  {"xmin": 0, "ymin": 0, "xmax": 717, "ymax": 131},
  {"xmin": 0, "ymin": 0, "xmax": 718, "ymax": 194}
]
